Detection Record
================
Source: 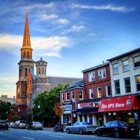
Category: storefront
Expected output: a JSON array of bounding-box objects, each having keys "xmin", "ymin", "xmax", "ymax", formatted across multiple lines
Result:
[
  {"xmin": 75, "ymin": 101, "xmax": 101, "ymax": 125},
  {"xmin": 98, "ymin": 94, "xmax": 140, "ymax": 124}
]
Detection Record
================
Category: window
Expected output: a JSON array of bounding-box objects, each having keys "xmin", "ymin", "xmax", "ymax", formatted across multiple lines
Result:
[
  {"xmin": 134, "ymin": 56, "xmax": 140, "ymax": 68},
  {"xmin": 42, "ymin": 67, "xmax": 44, "ymax": 74},
  {"xmin": 79, "ymin": 91, "xmax": 83, "ymax": 100},
  {"xmin": 84, "ymin": 115, "xmax": 87, "ymax": 122},
  {"xmin": 67, "ymin": 92, "xmax": 70, "ymax": 100},
  {"xmin": 113, "ymin": 63, "xmax": 119, "ymax": 74},
  {"xmin": 122, "ymin": 60, "xmax": 129, "ymax": 71},
  {"xmin": 105, "ymin": 121, "xmax": 112, "ymax": 127},
  {"xmin": 135, "ymin": 75, "xmax": 140, "ymax": 91},
  {"xmin": 97, "ymin": 87, "xmax": 102, "ymax": 98},
  {"xmin": 25, "ymin": 68, "xmax": 27, "ymax": 77},
  {"xmin": 71, "ymin": 91, "xmax": 74, "ymax": 99},
  {"xmin": 106, "ymin": 85, "xmax": 111, "ymax": 97},
  {"xmin": 88, "ymin": 72, "xmax": 95, "ymax": 82},
  {"xmin": 114, "ymin": 80, "xmax": 120, "ymax": 94},
  {"xmin": 62, "ymin": 93, "xmax": 64, "ymax": 101},
  {"xmin": 124, "ymin": 77, "xmax": 131, "ymax": 93},
  {"xmin": 89, "ymin": 88, "xmax": 93, "ymax": 99},
  {"xmin": 98, "ymin": 68, "xmax": 106, "ymax": 79}
]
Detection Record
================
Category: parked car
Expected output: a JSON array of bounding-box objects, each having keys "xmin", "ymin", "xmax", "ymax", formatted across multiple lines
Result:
[
  {"xmin": 27, "ymin": 121, "xmax": 43, "ymax": 130},
  {"xmin": 9, "ymin": 122, "xmax": 15, "ymax": 128},
  {"xmin": 95, "ymin": 120, "xmax": 139, "ymax": 138},
  {"xmin": 14, "ymin": 120, "xmax": 26, "ymax": 129},
  {"xmin": 0, "ymin": 121, "xmax": 9, "ymax": 130},
  {"xmin": 66, "ymin": 121, "xmax": 98, "ymax": 134}
]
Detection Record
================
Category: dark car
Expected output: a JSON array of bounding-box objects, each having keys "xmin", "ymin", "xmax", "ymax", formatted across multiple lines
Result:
[
  {"xmin": 0, "ymin": 121, "xmax": 9, "ymax": 130},
  {"xmin": 95, "ymin": 120, "xmax": 139, "ymax": 138}
]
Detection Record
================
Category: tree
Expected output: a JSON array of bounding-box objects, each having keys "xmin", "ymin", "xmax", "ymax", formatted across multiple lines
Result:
[
  {"xmin": 53, "ymin": 102, "xmax": 65, "ymax": 124},
  {"xmin": 0, "ymin": 101, "xmax": 11, "ymax": 120},
  {"xmin": 32, "ymin": 83, "xmax": 69, "ymax": 125}
]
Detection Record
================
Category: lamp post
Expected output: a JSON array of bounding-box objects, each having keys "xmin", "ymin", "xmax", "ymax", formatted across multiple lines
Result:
[
  {"xmin": 72, "ymin": 98, "xmax": 76, "ymax": 124},
  {"xmin": 18, "ymin": 108, "xmax": 20, "ymax": 119}
]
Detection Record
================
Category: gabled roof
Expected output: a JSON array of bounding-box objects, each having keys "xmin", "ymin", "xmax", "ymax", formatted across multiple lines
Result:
[
  {"xmin": 47, "ymin": 76, "xmax": 82, "ymax": 89},
  {"xmin": 82, "ymin": 62, "xmax": 109, "ymax": 73},
  {"xmin": 60, "ymin": 79, "xmax": 85, "ymax": 92},
  {"xmin": 107, "ymin": 47, "xmax": 140, "ymax": 61}
]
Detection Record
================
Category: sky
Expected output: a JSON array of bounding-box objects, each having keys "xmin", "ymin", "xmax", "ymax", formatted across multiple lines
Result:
[{"xmin": 0, "ymin": 0, "xmax": 140, "ymax": 98}]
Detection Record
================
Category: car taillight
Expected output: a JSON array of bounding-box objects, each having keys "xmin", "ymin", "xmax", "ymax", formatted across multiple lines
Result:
[{"xmin": 123, "ymin": 127, "xmax": 128, "ymax": 130}]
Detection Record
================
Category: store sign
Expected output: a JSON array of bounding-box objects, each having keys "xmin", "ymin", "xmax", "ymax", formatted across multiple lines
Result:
[
  {"xmin": 63, "ymin": 105, "xmax": 72, "ymax": 111},
  {"xmin": 63, "ymin": 101, "xmax": 72, "ymax": 105},
  {"xmin": 78, "ymin": 102, "xmax": 99, "ymax": 109},
  {"xmin": 98, "ymin": 95, "xmax": 139, "ymax": 112}
]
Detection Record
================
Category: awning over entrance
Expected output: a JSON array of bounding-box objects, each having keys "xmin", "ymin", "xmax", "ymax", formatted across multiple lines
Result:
[
  {"xmin": 98, "ymin": 95, "xmax": 140, "ymax": 112},
  {"xmin": 76, "ymin": 108, "xmax": 98, "ymax": 114}
]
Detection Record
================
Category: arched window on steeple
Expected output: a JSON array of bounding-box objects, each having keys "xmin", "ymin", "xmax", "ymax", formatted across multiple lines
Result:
[
  {"xmin": 24, "ymin": 52, "xmax": 26, "ymax": 58},
  {"xmin": 25, "ymin": 68, "xmax": 27, "ymax": 77},
  {"xmin": 45, "ymin": 67, "xmax": 46, "ymax": 74},
  {"xmin": 27, "ymin": 52, "xmax": 29, "ymax": 58},
  {"xmin": 39, "ymin": 67, "xmax": 40, "ymax": 74},
  {"xmin": 19, "ymin": 69, "xmax": 22, "ymax": 80},
  {"xmin": 42, "ymin": 67, "xmax": 44, "ymax": 74}
]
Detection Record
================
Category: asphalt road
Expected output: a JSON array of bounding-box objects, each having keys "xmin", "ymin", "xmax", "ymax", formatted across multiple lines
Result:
[{"xmin": 0, "ymin": 128, "xmax": 139, "ymax": 140}]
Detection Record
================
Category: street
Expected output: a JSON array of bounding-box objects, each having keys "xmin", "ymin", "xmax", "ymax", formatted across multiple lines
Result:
[{"xmin": 0, "ymin": 128, "xmax": 139, "ymax": 140}]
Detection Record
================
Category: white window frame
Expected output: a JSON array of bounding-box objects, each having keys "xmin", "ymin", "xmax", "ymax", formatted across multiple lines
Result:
[
  {"xmin": 113, "ymin": 63, "xmax": 119, "ymax": 74},
  {"xmin": 62, "ymin": 93, "xmax": 64, "ymax": 101},
  {"xmin": 71, "ymin": 91, "xmax": 75, "ymax": 99},
  {"xmin": 79, "ymin": 90, "xmax": 83, "ymax": 100},
  {"xmin": 97, "ymin": 87, "xmax": 102, "ymax": 98},
  {"xmin": 133, "ymin": 56, "xmax": 140, "ymax": 68},
  {"xmin": 122, "ymin": 60, "xmax": 129, "ymax": 72},
  {"xmin": 106, "ymin": 85, "xmax": 111, "ymax": 97},
  {"xmin": 114, "ymin": 80, "xmax": 120, "ymax": 94},
  {"xmin": 98, "ymin": 68, "xmax": 106, "ymax": 79},
  {"xmin": 124, "ymin": 77, "xmax": 131, "ymax": 93},
  {"xmin": 89, "ymin": 88, "xmax": 93, "ymax": 99},
  {"xmin": 88, "ymin": 72, "xmax": 95, "ymax": 82}
]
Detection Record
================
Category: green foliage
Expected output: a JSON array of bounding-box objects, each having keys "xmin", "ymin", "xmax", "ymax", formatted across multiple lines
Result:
[
  {"xmin": 0, "ymin": 101, "xmax": 11, "ymax": 120},
  {"xmin": 32, "ymin": 83, "xmax": 69, "ymax": 121}
]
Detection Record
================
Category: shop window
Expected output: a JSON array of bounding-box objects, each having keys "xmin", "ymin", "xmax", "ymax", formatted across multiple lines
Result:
[
  {"xmin": 97, "ymin": 87, "xmax": 102, "ymax": 98},
  {"xmin": 135, "ymin": 75, "xmax": 140, "ymax": 91},
  {"xmin": 79, "ymin": 91, "xmax": 83, "ymax": 100},
  {"xmin": 89, "ymin": 88, "xmax": 93, "ymax": 99},
  {"xmin": 79, "ymin": 115, "xmax": 82, "ymax": 122},
  {"xmin": 66, "ymin": 92, "xmax": 70, "ymax": 100},
  {"xmin": 114, "ymin": 80, "xmax": 120, "ymax": 94},
  {"xmin": 98, "ymin": 68, "xmax": 106, "ymax": 79},
  {"xmin": 124, "ymin": 77, "xmax": 131, "ymax": 93},
  {"xmin": 133, "ymin": 55, "xmax": 140, "ymax": 68},
  {"xmin": 84, "ymin": 115, "xmax": 87, "ymax": 122},
  {"xmin": 106, "ymin": 85, "xmax": 111, "ymax": 97},
  {"xmin": 122, "ymin": 60, "xmax": 129, "ymax": 71},
  {"xmin": 113, "ymin": 63, "xmax": 119, "ymax": 74},
  {"xmin": 88, "ymin": 72, "xmax": 95, "ymax": 82}
]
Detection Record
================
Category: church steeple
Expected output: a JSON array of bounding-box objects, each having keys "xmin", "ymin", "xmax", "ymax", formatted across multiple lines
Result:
[
  {"xmin": 22, "ymin": 13, "xmax": 31, "ymax": 48},
  {"xmin": 21, "ymin": 13, "xmax": 33, "ymax": 60}
]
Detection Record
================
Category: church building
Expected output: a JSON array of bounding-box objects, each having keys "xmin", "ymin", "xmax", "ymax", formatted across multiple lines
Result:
[{"xmin": 16, "ymin": 13, "xmax": 81, "ymax": 107}]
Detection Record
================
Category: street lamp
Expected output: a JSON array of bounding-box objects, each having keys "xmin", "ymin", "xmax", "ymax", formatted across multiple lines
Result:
[{"xmin": 18, "ymin": 108, "xmax": 20, "ymax": 119}]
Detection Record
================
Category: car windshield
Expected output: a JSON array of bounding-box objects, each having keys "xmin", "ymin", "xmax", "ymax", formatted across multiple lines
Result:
[
  {"xmin": 34, "ymin": 122, "xmax": 41, "ymax": 124},
  {"xmin": 119, "ymin": 121, "xmax": 128, "ymax": 126}
]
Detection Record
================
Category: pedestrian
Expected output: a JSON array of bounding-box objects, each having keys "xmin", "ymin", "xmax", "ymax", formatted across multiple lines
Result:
[
  {"xmin": 89, "ymin": 117, "xmax": 93, "ymax": 124},
  {"xmin": 99, "ymin": 117, "xmax": 102, "ymax": 126}
]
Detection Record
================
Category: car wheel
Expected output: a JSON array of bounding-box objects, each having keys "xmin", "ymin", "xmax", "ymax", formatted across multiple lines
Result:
[
  {"xmin": 79, "ymin": 128, "xmax": 83, "ymax": 135},
  {"xmin": 114, "ymin": 131, "xmax": 120, "ymax": 138},
  {"xmin": 66, "ymin": 128, "xmax": 70, "ymax": 134},
  {"xmin": 96, "ymin": 130, "xmax": 102, "ymax": 136}
]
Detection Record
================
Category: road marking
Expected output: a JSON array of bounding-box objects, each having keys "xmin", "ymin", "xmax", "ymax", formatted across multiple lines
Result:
[
  {"xmin": 49, "ymin": 135, "xmax": 64, "ymax": 138},
  {"xmin": 23, "ymin": 136, "xmax": 34, "ymax": 140}
]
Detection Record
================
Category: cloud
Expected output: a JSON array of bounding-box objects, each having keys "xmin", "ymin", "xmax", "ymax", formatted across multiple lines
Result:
[
  {"xmin": 0, "ymin": 34, "xmax": 72, "ymax": 57},
  {"xmin": 40, "ymin": 14, "xmax": 58, "ymax": 20},
  {"xmin": 62, "ymin": 25, "xmax": 85, "ymax": 34},
  {"xmin": 57, "ymin": 19, "xmax": 69, "ymax": 25},
  {"xmin": 70, "ymin": 4, "xmax": 135, "ymax": 13}
]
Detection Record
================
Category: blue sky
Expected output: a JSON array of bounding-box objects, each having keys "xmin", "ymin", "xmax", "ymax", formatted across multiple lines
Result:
[{"xmin": 0, "ymin": 0, "xmax": 140, "ymax": 98}]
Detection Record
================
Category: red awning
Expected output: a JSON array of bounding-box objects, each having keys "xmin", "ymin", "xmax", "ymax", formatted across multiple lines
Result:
[{"xmin": 98, "ymin": 95, "xmax": 140, "ymax": 112}]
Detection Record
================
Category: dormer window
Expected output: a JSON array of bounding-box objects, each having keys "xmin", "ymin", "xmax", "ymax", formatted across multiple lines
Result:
[{"xmin": 88, "ymin": 72, "xmax": 95, "ymax": 82}]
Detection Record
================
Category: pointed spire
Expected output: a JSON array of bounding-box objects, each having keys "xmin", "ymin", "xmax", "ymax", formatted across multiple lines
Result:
[{"xmin": 22, "ymin": 13, "xmax": 31, "ymax": 48}]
